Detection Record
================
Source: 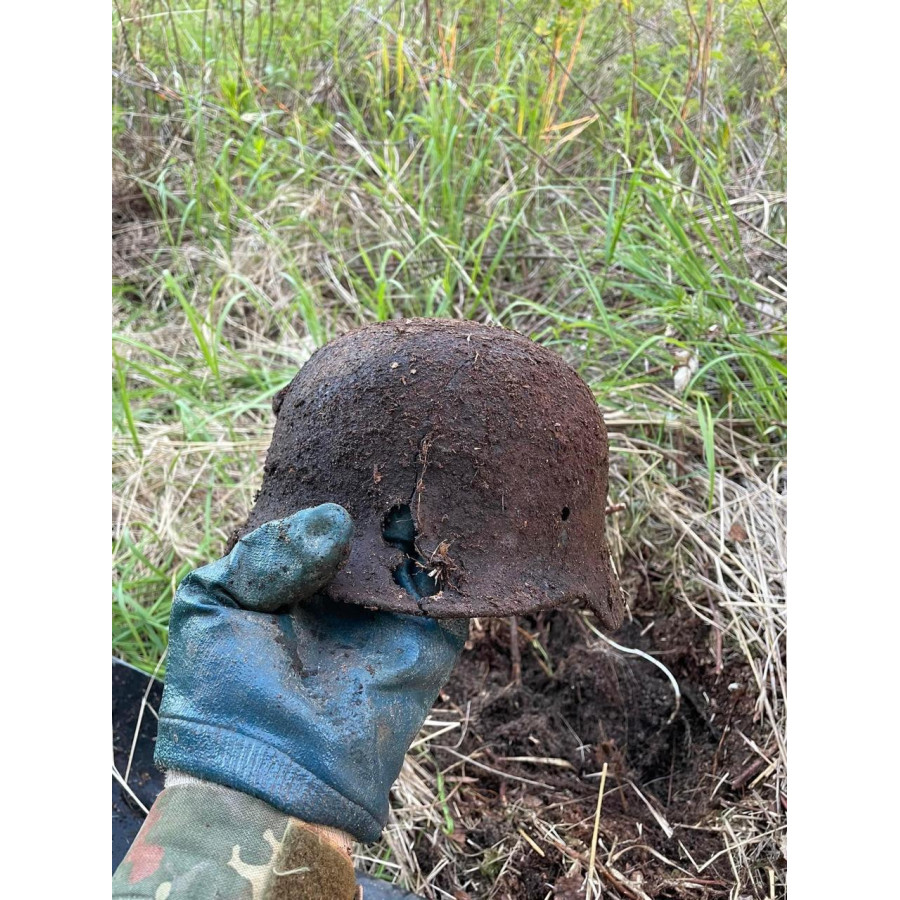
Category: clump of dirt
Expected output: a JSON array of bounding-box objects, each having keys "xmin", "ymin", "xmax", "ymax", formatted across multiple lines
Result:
[
  {"xmin": 416, "ymin": 568, "xmax": 783, "ymax": 899},
  {"xmin": 233, "ymin": 318, "xmax": 622, "ymax": 627}
]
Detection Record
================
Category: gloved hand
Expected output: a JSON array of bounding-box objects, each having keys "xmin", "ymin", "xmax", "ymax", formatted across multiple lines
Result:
[{"xmin": 154, "ymin": 503, "xmax": 467, "ymax": 843}]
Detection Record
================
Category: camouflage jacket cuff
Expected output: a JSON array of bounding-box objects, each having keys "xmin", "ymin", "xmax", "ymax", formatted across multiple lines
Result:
[
  {"xmin": 112, "ymin": 780, "xmax": 358, "ymax": 899},
  {"xmin": 155, "ymin": 717, "xmax": 385, "ymax": 842}
]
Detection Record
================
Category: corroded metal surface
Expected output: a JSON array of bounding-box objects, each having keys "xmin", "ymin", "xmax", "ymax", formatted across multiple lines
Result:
[{"xmin": 234, "ymin": 319, "xmax": 623, "ymax": 629}]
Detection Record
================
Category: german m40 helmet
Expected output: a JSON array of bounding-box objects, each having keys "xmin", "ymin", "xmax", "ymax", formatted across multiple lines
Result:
[{"xmin": 234, "ymin": 318, "xmax": 623, "ymax": 630}]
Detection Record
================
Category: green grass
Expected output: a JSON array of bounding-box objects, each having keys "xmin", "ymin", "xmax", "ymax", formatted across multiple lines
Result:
[
  {"xmin": 113, "ymin": 0, "xmax": 785, "ymax": 673},
  {"xmin": 112, "ymin": 3, "xmax": 786, "ymax": 893}
]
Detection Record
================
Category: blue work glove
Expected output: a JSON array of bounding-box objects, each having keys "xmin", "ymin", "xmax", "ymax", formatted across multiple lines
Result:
[{"xmin": 154, "ymin": 503, "xmax": 467, "ymax": 843}]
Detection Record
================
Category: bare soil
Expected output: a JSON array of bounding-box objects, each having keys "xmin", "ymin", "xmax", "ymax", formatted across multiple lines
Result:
[
  {"xmin": 421, "ymin": 564, "xmax": 783, "ymax": 899},
  {"xmin": 112, "ymin": 557, "xmax": 784, "ymax": 897}
]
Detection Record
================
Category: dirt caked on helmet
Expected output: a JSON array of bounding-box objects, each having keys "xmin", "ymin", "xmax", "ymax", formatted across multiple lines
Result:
[{"xmin": 235, "ymin": 318, "xmax": 623, "ymax": 630}]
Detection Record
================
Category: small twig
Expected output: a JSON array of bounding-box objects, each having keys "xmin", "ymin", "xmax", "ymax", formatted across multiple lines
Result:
[
  {"xmin": 586, "ymin": 762, "xmax": 609, "ymax": 900},
  {"xmin": 125, "ymin": 648, "xmax": 167, "ymax": 785},
  {"xmin": 112, "ymin": 765, "xmax": 150, "ymax": 815},
  {"xmin": 437, "ymin": 746, "xmax": 555, "ymax": 789},
  {"xmin": 518, "ymin": 827, "xmax": 546, "ymax": 857},
  {"xmin": 112, "ymin": 0, "xmax": 138, "ymax": 65},
  {"xmin": 755, "ymin": 0, "xmax": 787, "ymax": 66},
  {"xmin": 629, "ymin": 781, "xmax": 674, "ymax": 839},
  {"xmin": 500, "ymin": 756, "xmax": 575, "ymax": 770},
  {"xmin": 730, "ymin": 756, "xmax": 766, "ymax": 791}
]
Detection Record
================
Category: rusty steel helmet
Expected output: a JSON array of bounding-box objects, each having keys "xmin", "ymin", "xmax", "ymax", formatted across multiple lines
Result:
[{"xmin": 234, "ymin": 318, "xmax": 623, "ymax": 629}]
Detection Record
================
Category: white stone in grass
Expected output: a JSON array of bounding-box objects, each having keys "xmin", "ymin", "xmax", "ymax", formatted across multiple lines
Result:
[{"xmin": 673, "ymin": 350, "xmax": 699, "ymax": 393}]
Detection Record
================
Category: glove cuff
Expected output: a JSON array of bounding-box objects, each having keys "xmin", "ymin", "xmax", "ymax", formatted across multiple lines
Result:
[{"xmin": 155, "ymin": 717, "xmax": 385, "ymax": 843}]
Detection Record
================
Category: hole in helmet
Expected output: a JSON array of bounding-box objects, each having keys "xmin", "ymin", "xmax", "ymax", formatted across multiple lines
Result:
[
  {"xmin": 382, "ymin": 504, "xmax": 439, "ymax": 600},
  {"xmin": 561, "ymin": 506, "xmax": 571, "ymax": 521}
]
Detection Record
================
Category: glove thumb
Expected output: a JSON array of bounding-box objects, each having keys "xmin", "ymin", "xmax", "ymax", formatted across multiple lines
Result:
[{"xmin": 187, "ymin": 504, "xmax": 354, "ymax": 613}]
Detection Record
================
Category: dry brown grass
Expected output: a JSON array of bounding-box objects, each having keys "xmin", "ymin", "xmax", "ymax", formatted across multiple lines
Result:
[
  {"xmin": 361, "ymin": 425, "xmax": 786, "ymax": 898},
  {"xmin": 113, "ymin": 1, "xmax": 786, "ymax": 895},
  {"xmin": 113, "ymin": 324, "xmax": 786, "ymax": 897}
]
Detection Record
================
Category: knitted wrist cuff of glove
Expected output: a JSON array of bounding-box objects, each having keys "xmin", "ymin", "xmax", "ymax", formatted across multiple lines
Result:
[{"xmin": 156, "ymin": 719, "xmax": 385, "ymax": 841}]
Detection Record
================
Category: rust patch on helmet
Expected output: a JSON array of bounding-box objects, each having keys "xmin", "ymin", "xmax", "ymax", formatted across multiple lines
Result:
[{"xmin": 232, "ymin": 318, "xmax": 624, "ymax": 629}]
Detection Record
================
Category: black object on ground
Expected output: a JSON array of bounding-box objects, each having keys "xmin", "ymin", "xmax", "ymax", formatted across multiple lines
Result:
[{"xmin": 112, "ymin": 658, "xmax": 165, "ymax": 872}]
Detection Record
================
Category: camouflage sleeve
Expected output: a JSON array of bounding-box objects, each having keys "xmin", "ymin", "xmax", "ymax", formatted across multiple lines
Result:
[{"xmin": 112, "ymin": 780, "xmax": 358, "ymax": 900}]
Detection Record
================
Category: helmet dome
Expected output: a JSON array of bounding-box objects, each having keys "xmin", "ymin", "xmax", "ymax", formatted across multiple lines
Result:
[{"xmin": 235, "ymin": 318, "xmax": 623, "ymax": 629}]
